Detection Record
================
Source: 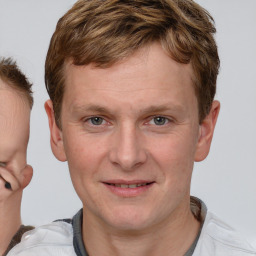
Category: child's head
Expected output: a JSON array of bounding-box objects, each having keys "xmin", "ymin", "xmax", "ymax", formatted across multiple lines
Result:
[{"xmin": 0, "ymin": 57, "xmax": 33, "ymax": 189}]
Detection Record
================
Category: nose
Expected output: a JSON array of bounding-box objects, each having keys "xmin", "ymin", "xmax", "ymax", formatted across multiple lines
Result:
[{"xmin": 109, "ymin": 124, "xmax": 147, "ymax": 171}]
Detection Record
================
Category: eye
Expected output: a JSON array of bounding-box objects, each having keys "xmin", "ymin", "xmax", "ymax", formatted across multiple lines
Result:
[
  {"xmin": 88, "ymin": 117, "xmax": 105, "ymax": 126},
  {"xmin": 149, "ymin": 116, "xmax": 169, "ymax": 126}
]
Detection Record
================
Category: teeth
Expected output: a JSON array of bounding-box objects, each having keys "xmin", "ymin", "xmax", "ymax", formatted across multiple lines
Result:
[{"xmin": 111, "ymin": 183, "xmax": 148, "ymax": 188}]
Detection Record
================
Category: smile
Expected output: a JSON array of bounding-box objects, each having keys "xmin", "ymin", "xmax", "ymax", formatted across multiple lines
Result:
[
  {"xmin": 108, "ymin": 183, "xmax": 150, "ymax": 188},
  {"xmin": 103, "ymin": 181, "xmax": 155, "ymax": 197}
]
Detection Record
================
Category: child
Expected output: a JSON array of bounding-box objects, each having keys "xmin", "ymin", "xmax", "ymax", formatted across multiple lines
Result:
[{"xmin": 0, "ymin": 57, "xmax": 34, "ymax": 256}]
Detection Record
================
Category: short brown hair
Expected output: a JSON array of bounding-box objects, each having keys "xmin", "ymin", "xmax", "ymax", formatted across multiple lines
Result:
[
  {"xmin": 0, "ymin": 57, "xmax": 33, "ymax": 108},
  {"xmin": 45, "ymin": 0, "xmax": 219, "ymax": 126}
]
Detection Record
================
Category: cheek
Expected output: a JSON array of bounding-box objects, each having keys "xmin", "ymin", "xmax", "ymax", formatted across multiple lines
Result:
[
  {"xmin": 150, "ymin": 133, "xmax": 196, "ymax": 165},
  {"xmin": 149, "ymin": 133, "xmax": 196, "ymax": 183},
  {"xmin": 64, "ymin": 133, "xmax": 108, "ymax": 178},
  {"xmin": 64, "ymin": 136, "xmax": 110, "ymax": 209}
]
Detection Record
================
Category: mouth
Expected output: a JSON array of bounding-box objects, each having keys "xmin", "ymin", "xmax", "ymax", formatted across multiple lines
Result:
[
  {"xmin": 105, "ymin": 182, "xmax": 154, "ymax": 188},
  {"xmin": 102, "ymin": 180, "xmax": 155, "ymax": 197}
]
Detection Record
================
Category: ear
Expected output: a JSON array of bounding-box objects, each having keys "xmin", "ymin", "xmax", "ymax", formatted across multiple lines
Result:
[
  {"xmin": 194, "ymin": 100, "xmax": 220, "ymax": 162},
  {"xmin": 20, "ymin": 165, "xmax": 33, "ymax": 189},
  {"xmin": 44, "ymin": 99, "xmax": 67, "ymax": 162}
]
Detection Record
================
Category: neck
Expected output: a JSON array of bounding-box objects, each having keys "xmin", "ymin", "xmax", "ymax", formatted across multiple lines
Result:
[
  {"xmin": 82, "ymin": 198, "xmax": 200, "ymax": 256},
  {"xmin": 0, "ymin": 192, "xmax": 22, "ymax": 255}
]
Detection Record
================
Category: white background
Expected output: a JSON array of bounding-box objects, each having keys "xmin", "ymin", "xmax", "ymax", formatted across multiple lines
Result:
[{"xmin": 0, "ymin": 0, "xmax": 255, "ymax": 243}]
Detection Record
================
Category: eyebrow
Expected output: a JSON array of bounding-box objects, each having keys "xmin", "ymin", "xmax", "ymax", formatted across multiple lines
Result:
[
  {"xmin": 72, "ymin": 103, "xmax": 184, "ymax": 116},
  {"xmin": 71, "ymin": 105, "xmax": 110, "ymax": 115},
  {"xmin": 138, "ymin": 104, "xmax": 184, "ymax": 115}
]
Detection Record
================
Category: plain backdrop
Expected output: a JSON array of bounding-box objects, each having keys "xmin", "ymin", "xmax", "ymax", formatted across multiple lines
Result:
[{"xmin": 0, "ymin": 0, "xmax": 255, "ymax": 244}]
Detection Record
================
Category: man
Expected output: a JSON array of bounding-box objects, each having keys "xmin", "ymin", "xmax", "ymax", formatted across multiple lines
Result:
[
  {"xmin": 0, "ymin": 57, "xmax": 34, "ymax": 255},
  {"xmin": 8, "ymin": 0, "xmax": 256, "ymax": 255}
]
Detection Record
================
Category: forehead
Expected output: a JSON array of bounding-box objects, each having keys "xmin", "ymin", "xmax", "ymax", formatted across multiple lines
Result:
[
  {"xmin": 64, "ymin": 43, "xmax": 196, "ymax": 105},
  {"xmin": 0, "ymin": 82, "xmax": 29, "ymax": 117},
  {"xmin": 0, "ymin": 84, "xmax": 30, "ymax": 157}
]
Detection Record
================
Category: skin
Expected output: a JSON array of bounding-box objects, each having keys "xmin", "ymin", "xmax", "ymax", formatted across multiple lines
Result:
[
  {"xmin": 0, "ymin": 79, "xmax": 33, "ymax": 255},
  {"xmin": 46, "ymin": 43, "xmax": 220, "ymax": 256}
]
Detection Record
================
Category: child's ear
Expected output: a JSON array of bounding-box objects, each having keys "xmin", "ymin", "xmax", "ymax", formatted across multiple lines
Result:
[
  {"xmin": 44, "ymin": 100, "xmax": 67, "ymax": 162},
  {"xmin": 20, "ymin": 165, "xmax": 33, "ymax": 189},
  {"xmin": 194, "ymin": 100, "xmax": 220, "ymax": 162}
]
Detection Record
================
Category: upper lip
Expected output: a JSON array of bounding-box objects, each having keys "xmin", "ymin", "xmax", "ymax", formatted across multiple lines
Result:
[{"xmin": 103, "ymin": 180, "xmax": 155, "ymax": 185}]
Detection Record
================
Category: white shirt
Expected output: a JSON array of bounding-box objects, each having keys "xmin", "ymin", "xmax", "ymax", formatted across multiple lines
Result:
[
  {"xmin": 7, "ymin": 209, "xmax": 256, "ymax": 256},
  {"xmin": 193, "ymin": 211, "xmax": 256, "ymax": 255}
]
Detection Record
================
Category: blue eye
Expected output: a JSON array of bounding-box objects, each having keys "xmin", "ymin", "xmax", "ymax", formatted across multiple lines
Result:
[
  {"xmin": 89, "ymin": 117, "xmax": 104, "ymax": 125},
  {"xmin": 152, "ymin": 116, "xmax": 168, "ymax": 125}
]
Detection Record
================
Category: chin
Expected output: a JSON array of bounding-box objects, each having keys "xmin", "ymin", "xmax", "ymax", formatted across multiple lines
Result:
[{"xmin": 104, "ymin": 206, "xmax": 155, "ymax": 232}]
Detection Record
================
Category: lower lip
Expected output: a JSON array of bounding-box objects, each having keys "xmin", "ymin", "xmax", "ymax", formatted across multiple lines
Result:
[{"xmin": 103, "ymin": 183, "xmax": 154, "ymax": 197}]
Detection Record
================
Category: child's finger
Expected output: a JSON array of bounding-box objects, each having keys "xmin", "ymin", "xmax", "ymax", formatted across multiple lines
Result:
[{"xmin": 0, "ymin": 167, "xmax": 21, "ymax": 191}]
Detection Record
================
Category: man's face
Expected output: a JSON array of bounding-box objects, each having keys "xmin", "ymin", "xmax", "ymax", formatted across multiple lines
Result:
[
  {"xmin": 0, "ymin": 80, "xmax": 30, "ymax": 179},
  {"xmin": 48, "ymin": 43, "xmax": 217, "ymax": 231}
]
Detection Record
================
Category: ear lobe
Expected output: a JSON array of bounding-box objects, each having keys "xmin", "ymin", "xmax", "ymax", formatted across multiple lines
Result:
[
  {"xmin": 194, "ymin": 100, "xmax": 220, "ymax": 162},
  {"xmin": 20, "ymin": 165, "xmax": 33, "ymax": 189},
  {"xmin": 44, "ymin": 99, "xmax": 67, "ymax": 162}
]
